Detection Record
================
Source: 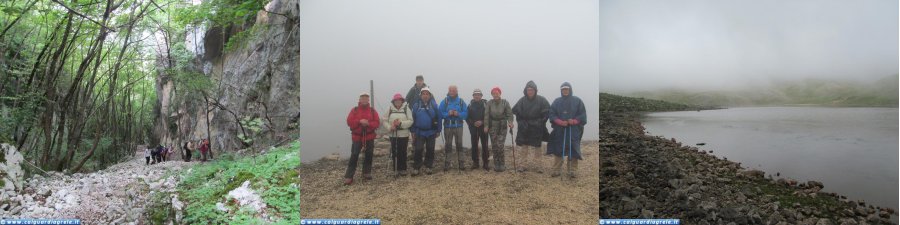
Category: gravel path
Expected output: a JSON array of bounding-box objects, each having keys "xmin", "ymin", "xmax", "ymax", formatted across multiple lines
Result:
[
  {"xmin": 1, "ymin": 154, "xmax": 196, "ymax": 224},
  {"xmin": 300, "ymin": 140, "xmax": 600, "ymax": 224}
]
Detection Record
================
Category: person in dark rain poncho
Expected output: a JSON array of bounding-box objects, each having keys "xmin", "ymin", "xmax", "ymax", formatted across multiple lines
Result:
[{"xmin": 512, "ymin": 80, "xmax": 551, "ymax": 173}]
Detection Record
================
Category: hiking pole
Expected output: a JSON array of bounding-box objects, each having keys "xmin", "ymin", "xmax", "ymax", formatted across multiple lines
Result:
[
  {"xmin": 510, "ymin": 128, "xmax": 516, "ymax": 173},
  {"xmin": 566, "ymin": 126, "xmax": 572, "ymax": 180},
  {"xmin": 392, "ymin": 127, "xmax": 398, "ymax": 175},
  {"xmin": 561, "ymin": 126, "xmax": 568, "ymax": 181}
]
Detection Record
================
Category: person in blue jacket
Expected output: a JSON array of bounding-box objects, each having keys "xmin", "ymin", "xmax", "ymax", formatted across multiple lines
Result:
[
  {"xmin": 547, "ymin": 82, "xmax": 587, "ymax": 178},
  {"xmin": 410, "ymin": 87, "xmax": 442, "ymax": 176},
  {"xmin": 439, "ymin": 85, "xmax": 468, "ymax": 171}
]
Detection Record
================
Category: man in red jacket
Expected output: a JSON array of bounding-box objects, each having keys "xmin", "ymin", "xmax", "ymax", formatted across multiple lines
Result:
[{"xmin": 344, "ymin": 92, "xmax": 381, "ymax": 185}]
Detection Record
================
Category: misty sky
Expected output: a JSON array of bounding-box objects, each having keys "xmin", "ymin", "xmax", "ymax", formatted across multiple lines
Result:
[
  {"xmin": 599, "ymin": 0, "xmax": 899, "ymax": 92},
  {"xmin": 297, "ymin": 0, "xmax": 600, "ymax": 161}
]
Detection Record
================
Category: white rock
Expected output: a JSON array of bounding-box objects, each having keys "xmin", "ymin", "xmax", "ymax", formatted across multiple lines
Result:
[
  {"xmin": 226, "ymin": 181, "xmax": 267, "ymax": 212},
  {"xmin": 172, "ymin": 194, "xmax": 184, "ymax": 222},
  {"xmin": 216, "ymin": 202, "xmax": 229, "ymax": 212},
  {"xmin": 0, "ymin": 143, "xmax": 25, "ymax": 191}
]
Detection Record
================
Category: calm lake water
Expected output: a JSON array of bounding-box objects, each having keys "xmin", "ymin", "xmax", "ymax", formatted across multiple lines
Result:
[{"xmin": 642, "ymin": 107, "xmax": 899, "ymax": 210}]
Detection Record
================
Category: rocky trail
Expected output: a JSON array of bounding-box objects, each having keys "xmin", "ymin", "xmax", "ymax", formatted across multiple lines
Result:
[
  {"xmin": 1, "ymin": 146, "xmax": 196, "ymax": 224},
  {"xmin": 600, "ymin": 113, "xmax": 897, "ymax": 225},
  {"xmin": 300, "ymin": 140, "xmax": 600, "ymax": 224}
]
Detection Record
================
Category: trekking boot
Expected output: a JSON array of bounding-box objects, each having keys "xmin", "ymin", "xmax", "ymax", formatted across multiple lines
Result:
[
  {"xmin": 343, "ymin": 178, "xmax": 353, "ymax": 186},
  {"xmin": 399, "ymin": 170, "xmax": 408, "ymax": 176},
  {"xmin": 363, "ymin": 174, "xmax": 373, "ymax": 181},
  {"xmin": 411, "ymin": 169, "xmax": 420, "ymax": 176},
  {"xmin": 425, "ymin": 168, "xmax": 433, "ymax": 175}
]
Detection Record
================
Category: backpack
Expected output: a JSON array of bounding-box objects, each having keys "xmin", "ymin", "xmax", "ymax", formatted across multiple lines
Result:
[
  {"xmin": 350, "ymin": 106, "xmax": 376, "ymax": 135},
  {"xmin": 443, "ymin": 97, "xmax": 463, "ymax": 110},
  {"xmin": 387, "ymin": 106, "xmax": 410, "ymax": 128},
  {"xmin": 415, "ymin": 101, "xmax": 440, "ymax": 130},
  {"xmin": 443, "ymin": 97, "xmax": 465, "ymax": 126}
]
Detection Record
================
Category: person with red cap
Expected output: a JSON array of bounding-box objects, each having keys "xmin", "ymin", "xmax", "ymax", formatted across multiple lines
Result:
[
  {"xmin": 344, "ymin": 92, "xmax": 381, "ymax": 185},
  {"xmin": 483, "ymin": 86, "xmax": 514, "ymax": 172},
  {"xmin": 383, "ymin": 93, "xmax": 414, "ymax": 176}
]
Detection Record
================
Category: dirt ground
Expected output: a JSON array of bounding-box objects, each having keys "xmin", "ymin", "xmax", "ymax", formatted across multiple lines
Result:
[{"xmin": 299, "ymin": 140, "xmax": 600, "ymax": 224}]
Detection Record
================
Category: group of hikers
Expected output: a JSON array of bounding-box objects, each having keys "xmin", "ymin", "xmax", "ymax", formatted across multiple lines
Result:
[
  {"xmin": 144, "ymin": 139, "xmax": 212, "ymax": 165},
  {"xmin": 343, "ymin": 75, "xmax": 587, "ymax": 185}
]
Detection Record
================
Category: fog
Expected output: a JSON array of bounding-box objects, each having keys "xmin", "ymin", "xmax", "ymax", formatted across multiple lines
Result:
[
  {"xmin": 297, "ymin": 0, "xmax": 600, "ymax": 162},
  {"xmin": 598, "ymin": 0, "xmax": 899, "ymax": 93}
]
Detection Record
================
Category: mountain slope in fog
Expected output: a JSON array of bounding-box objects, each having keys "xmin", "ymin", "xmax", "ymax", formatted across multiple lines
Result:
[{"xmin": 629, "ymin": 76, "xmax": 898, "ymax": 107}]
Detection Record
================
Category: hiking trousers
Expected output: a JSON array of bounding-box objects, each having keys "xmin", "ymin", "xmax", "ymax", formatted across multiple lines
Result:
[
  {"xmin": 443, "ymin": 127, "xmax": 464, "ymax": 169},
  {"xmin": 345, "ymin": 139, "xmax": 375, "ymax": 179}
]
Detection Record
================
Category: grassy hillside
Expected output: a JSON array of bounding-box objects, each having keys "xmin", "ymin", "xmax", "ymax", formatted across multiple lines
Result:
[
  {"xmin": 630, "ymin": 76, "xmax": 899, "ymax": 107},
  {"xmin": 600, "ymin": 93, "xmax": 716, "ymax": 112},
  {"xmin": 148, "ymin": 141, "xmax": 301, "ymax": 224}
]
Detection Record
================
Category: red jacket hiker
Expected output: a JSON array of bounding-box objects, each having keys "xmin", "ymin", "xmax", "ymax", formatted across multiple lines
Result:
[{"xmin": 347, "ymin": 103, "xmax": 381, "ymax": 142}]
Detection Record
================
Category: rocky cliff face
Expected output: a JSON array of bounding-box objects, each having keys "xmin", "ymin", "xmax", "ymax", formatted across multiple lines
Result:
[{"xmin": 154, "ymin": 0, "xmax": 301, "ymax": 152}]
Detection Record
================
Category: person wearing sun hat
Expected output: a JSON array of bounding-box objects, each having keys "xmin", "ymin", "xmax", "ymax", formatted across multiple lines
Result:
[
  {"xmin": 547, "ymin": 82, "xmax": 586, "ymax": 178},
  {"xmin": 466, "ymin": 88, "xmax": 490, "ymax": 171},
  {"xmin": 483, "ymin": 86, "xmax": 514, "ymax": 172},
  {"xmin": 344, "ymin": 92, "xmax": 381, "ymax": 185},
  {"xmin": 383, "ymin": 93, "xmax": 414, "ymax": 176},
  {"xmin": 410, "ymin": 86, "xmax": 442, "ymax": 175}
]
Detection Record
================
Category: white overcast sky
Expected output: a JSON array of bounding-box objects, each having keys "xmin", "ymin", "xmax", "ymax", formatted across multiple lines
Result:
[
  {"xmin": 599, "ymin": 0, "xmax": 899, "ymax": 92},
  {"xmin": 298, "ymin": 0, "xmax": 600, "ymax": 161}
]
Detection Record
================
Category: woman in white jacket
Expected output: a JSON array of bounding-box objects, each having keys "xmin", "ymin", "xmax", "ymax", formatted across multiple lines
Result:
[{"xmin": 384, "ymin": 93, "xmax": 414, "ymax": 176}]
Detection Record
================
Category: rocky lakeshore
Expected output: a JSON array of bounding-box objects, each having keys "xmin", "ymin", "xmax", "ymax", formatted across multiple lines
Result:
[{"xmin": 600, "ymin": 112, "xmax": 897, "ymax": 224}]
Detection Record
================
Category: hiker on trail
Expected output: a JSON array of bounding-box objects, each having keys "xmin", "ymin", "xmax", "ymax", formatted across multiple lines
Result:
[
  {"xmin": 410, "ymin": 87, "xmax": 441, "ymax": 176},
  {"xmin": 144, "ymin": 147, "xmax": 151, "ymax": 165},
  {"xmin": 161, "ymin": 145, "xmax": 168, "ymax": 162},
  {"xmin": 547, "ymin": 82, "xmax": 587, "ymax": 178},
  {"xmin": 199, "ymin": 139, "xmax": 209, "ymax": 162},
  {"xmin": 150, "ymin": 146, "xmax": 158, "ymax": 164},
  {"xmin": 183, "ymin": 141, "xmax": 192, "ymax": 162},
  {"xmin": 439, "ymin": 85, "xmax": 468, "ymax": 171},
  {"xmin": 484, "ymin": 86, "xmax": 514, "ymax": 172},
  {"xmin": 344, "ymin": 92, "xmax": 381, "ymax": 185},
  {"xmin": 466, "ymin": 89, "xmax": 490, "ymax": 171},
  {"xmin": 383, "ymin": 93, "xmax": 414, "ymax": 176},
  {"xmin": 512, "ymin": 80, "xmax": 551, "ymax": 173},
  {"xmin": 167, "ymin": 145, "xmax": 175, "ymax": 162},
  {"xmin": 154, "ymin": 145, "xmax": 164, "ymax": 163}
]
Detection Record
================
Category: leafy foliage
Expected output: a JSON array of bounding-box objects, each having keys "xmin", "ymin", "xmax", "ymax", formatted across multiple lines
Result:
[
  {"xmin": 177, "ymin": 141, "xmax": 300, "ymax": 224},
  {"xmin": 237, "ymin": 117, "xmax": 265, "ymax": 144}
]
